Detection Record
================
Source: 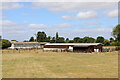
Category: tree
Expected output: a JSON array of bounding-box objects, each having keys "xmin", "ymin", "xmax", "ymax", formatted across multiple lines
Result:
[
  {"xmin": 29, "ymin": 37, "xmax": 34, "ymax": 42},
  {"xmin": 82, "ymin": 37, "xmax": 95, "ymax": 43},
  {"xmin": 110, "ymin": 42, "xmax": 120, "ymax": 46},
  {"xmin": 68, "ymin": 40, "xmax": 74, "ymax": 43},
  {"xmin": 2, "ymin": 39, "xmax": 11, "ymax": 49},
  {"xmin": 56, "ymin": 37, "xmax": 65, "ymax": 43},
  {"xmin": 96, "ymin": 36, "xmax": 104, "ymax": 43},
  {"xmin": 23, "ymin": 40, "xmax": 29, "ymax": 42},
  {"xmin": 65, "ymin": 38, "xmax": 69, "ymax": 43},
  {"xmin": 56, "ymin": 32, "xmax": 59, "ymax": 42},
  {"xmin": 88, "ymin": 37, "xmax": 95, "ymax": 43},
  {"xmin": 11, "ymin": 40, "xmax": 18, "ymax": 42},
  {"xmin": 0, "ymin": 36, "xmax": 1, "ymax": 42},
  {"xmin": 78, "ymin": 38, "xmax": 83, "ymax": 43},
  {"xmin": 104, "ymin": 39, "xmax": 110, "ymax": 46},
  {"xmin": 46, "ymin": 36, "xmax": 51, "ymax": 42},
  {"xmin": 109, "ymin": 37, "xmax": 114, "ymax": 43},
  {"xmin": 37, "ymin": 31, "xmax": 47, "ymax": 42},
  {"xmin": 50, "ymin": 37, "xmax": 56, "ymax": 43},
  {"xmin": 112, "ymin": 24, "xmax": 120, "ymax": 42},
  {"xmin": 73, "ymin": 37, "xmax": 80, "ymax": 43}
]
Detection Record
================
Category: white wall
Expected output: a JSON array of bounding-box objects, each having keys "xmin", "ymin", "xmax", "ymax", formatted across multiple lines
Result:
[{"xmin": 43, "ymin": 48, "xmax": 66, "ymax": 51}]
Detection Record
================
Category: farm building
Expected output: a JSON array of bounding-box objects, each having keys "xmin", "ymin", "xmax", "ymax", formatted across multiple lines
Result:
[
  {"xmin": 9, "ymin": 42, "xmax": 47, "ymax": 49},
  {"xmin": 43, "ymin": 43, "xmax": 103, "ymax": 53}
]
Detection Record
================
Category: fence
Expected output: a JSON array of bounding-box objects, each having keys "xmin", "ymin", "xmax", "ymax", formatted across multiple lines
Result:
[
  {"xmin": 1, "ymin": 46, "xmax": 120, "ymax": 53},
  {"xmin": 2, "ymin": 48, "xmax": 43, "ymax": 53},
  {"xmin": 102, "ymin": 47, "xmax": 120, "ymax": 52}
]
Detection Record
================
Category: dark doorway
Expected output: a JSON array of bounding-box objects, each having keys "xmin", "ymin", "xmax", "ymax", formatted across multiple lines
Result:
[{"xmin": 73, "ymin": 47, "xmax": 88, "ymax": 52}]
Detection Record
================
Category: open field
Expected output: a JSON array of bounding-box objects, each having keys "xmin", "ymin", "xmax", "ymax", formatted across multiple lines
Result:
[{"xmin": 2, "ymin": 50, "xmax": 118, "ymax": 78}]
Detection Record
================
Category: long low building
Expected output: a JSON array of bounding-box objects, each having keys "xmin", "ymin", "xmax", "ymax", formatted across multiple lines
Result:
[
  {"xmin": 9, "ymin": 42, "xmax": 47, "ymax": 49},
  {"xmin": 43, "ymin": 43, "xmax": 103, "ymax": 53}
]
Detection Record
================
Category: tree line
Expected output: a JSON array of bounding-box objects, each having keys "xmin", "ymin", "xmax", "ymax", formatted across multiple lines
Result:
[
  {"xmin": 1, "ymin": 24, "xmax": 120, "ymax": 49},
  {"xmin": 26, "ymin": 24, "xmax": 120, "ymax": 46},
  {"xmin": 27, "ymin": 31, "xmax": 115, "ymax": 46}
]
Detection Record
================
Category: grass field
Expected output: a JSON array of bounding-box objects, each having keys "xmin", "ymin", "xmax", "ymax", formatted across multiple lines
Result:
[{"xmin": 2, "ymin": 50, "xmax": 118, "ymax": 78}]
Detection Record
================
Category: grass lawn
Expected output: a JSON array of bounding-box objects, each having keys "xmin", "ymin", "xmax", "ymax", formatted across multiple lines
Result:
[{"xmin": 2, "ymin": 50, "xmax": 118, "ymax": 78}]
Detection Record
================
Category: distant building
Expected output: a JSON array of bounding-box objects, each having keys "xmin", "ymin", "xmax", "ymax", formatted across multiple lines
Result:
[
  {"xmin": 9, "ymin": 42, "xmax": 47, "ymax": 49},
  {"xmin": 43, "ymin": 43, "xmax": 103, "ymax": 53}
]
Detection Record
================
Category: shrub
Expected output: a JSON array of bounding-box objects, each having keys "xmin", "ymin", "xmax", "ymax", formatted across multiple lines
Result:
[
  {"xmin": 2, "ymin": 39, "xmax": 11, "ymax": 49},
  {"xmin": 110, "ymin": 42, "xmax": 120, "ymax": 46}
]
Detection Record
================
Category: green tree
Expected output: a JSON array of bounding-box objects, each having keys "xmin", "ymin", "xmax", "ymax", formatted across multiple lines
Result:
[
  {"xmin": 50, "ymin": 37, "xmax": 56, "ymax": 43},
  {"xmin": 68, "ymin": 40, "xmax": 74, "ymax": 43},
  {"xmin": 82, "ymin": 37, "xmax": 95, "ymax": 43},
  {"xmin": 109, "ymin": 37, "xmax": 114, "ymax": 43},
  {"xmin": 89, "ymin": 37, "xmax": 95, "ymax": 43},
  {"xmin": 110, "ymin": 42, "xmax": 120, "ymax": 46},
  {"xmin": 0, "ymin": 36, "xmax": 1, "ymax": 42},
  {"xmin": 56, "ymin": 32, "xmax": 59, "ymax": 42},
  {"xmin": 37, "ymin": 31, "xmax": 47, "ymax": 42},
  {"xmin": 56, "ymin": 37, "xmax": 65, "ymax": 43},
  {"xmin": 65, "ymin": 38, "xmax": 69, "ymax": 43},
  {"xmin": 2, "ymin": 39, "xmax": 11, "ymax": 49},
  {"xmin": 46, "ymin": 36, "xmax": 51, "ymax": 42},
  {"xmin": 104, "ymin": 39, "xmax": 110, "ymax": 46},
  {"xmin": 73, "ymin": 37, "xmax": 80, "ymax": 43},
  {"xmin": 83, "ymin": 37, "xmax": 89, "ymax": 43},
  {"xmin": 96, "ymin": 36, "xmax": 104, "ymax": 43},
  {"xmin": 112, "ymin": 24, "xmax": 120, "ymax": 42},
  {"xmin": 23, "ymin": 40, "xmax": 29, "ymax": 42},
  {"xmin": 11, "ymin": 40, "xmax": 18, "ymax": 42},
  {"xmin": 29, "ymin": 37, "xmax": 34, "ymax": 42}
]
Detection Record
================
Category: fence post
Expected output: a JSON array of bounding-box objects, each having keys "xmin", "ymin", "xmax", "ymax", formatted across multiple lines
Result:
[{"xmin": 19, "ymin": 49, "xmax": 20, "ymax": 53}]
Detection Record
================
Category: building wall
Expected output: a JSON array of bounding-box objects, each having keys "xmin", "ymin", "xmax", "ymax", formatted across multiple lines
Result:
[
  {"xmin": 44, "ymin": 45, "xmax": 69, "ymax": 48},
  {"xmin": 44, "ymin": 46, "xmax": 73, "ymax": 52},
  {"xmin": 93, "ymin": 44, "xmax": 103, "ymax": 52},
  {"xmin": 43, "ymin": 44, "xmax": 103, "ymax": 53},
  {"xmin": 88, "ymin": 45, "xmax": 103, "ymax": 52},
  {"xmin": 44, "ymin": 45, "xmax": 68, "ymax": 52},
  {"xmin": 43, "ymin": 48, "xmax": 66, "ymax": 52},
  {"xmin": 10, "ymin": 43, "xmax": 41, "ymax": 49}
]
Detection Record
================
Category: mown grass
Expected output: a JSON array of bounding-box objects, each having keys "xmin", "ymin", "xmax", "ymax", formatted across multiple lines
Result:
[{"xmin": 2, "ymin": 50, "xmax": 118, "ymax": 78}]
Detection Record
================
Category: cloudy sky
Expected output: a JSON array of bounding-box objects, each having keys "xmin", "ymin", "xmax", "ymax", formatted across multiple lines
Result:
[{"xmin": 0, "ymin": 2, "xmax": 118, "ymax": 41}]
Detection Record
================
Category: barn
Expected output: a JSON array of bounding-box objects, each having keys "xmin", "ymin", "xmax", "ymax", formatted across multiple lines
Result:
[
  {"xmin": 9, "ymin": 42, "xmax": 46, "ymax": 49},
  {"xmin": 43, "ymin": 43, "xmax": 103, "ymax": 53}
]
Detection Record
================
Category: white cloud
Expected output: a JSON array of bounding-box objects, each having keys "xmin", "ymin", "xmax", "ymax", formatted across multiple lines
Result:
[
  {"xmin": 1, "ymin": 20, "xmax": 17, "ymax": 27},
  {"xmin": 106, "ymin": 9, "xmax": 118, "ymax": 18},
  {"xmin": 29, "ymin": 23, "xmax": 71, "ymax": 28},
  {"xmin": 86, "ymin": 21, "xmax": 101, "ymax": 25},
  {"xmin": 1, "ymin": 0, "xmax": 119, "ymax": 2},
  {"xmin": 31, "ymin": 2, "xmax": 117, "ymax": 12},
  {"xmin": 1, "ymin": 20, "xmax": 24, "ymax": 33},
  {"xmin": 1, "ymin": 20, "xmax": 29, "ymax": 41},
  {"xmin": 0, "ymin": 2, "xmax": 24, "ymax": 10},
  {"xmin": 76, "ymin": 11, "xmax": 98, "ymax": 20},
  {"xmin": 59, "ymin": 26, "xmax": 113, "ymax": 39},
  {"xmin": 0, "ymin": 13, "xmax": 7, "ymax": 19},
  {"xmin": 22, "ymin": 13, "xmax": 38, "ymax": 17},
  {"xmin": 62, "ymin": 16, "xmax": 74, "ymax": 20},
  {"xmin": 1, "ymin": 20, "xmax": 114, "ymax": 41},
  {"xmin": 51, "ymin": 23, "xmax": 72, "ymax": 28},
  {"xmin": 29, "ymin": 24, "xmax": 47, "ymax": 28},
  {"xmin": 62, "ymin": 11, "xmax": 98, "ymax": 20}
]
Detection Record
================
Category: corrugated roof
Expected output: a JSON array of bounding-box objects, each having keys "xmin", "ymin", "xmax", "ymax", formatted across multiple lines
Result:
[
  {"xmin": 45, "ymin": 43, "xmax": 102, "ymax": 46},
  {"xmin": 11, "ymin": 42, "xmax": 47, "ymax": 44}
]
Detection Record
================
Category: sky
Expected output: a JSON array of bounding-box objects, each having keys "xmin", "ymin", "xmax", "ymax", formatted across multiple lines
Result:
[{"xmin": 0, "ymin": 2, "xmax": 118, "ymax": 41}]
